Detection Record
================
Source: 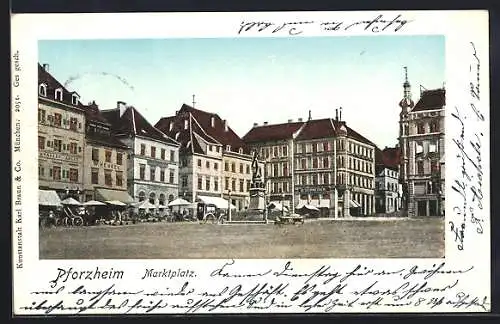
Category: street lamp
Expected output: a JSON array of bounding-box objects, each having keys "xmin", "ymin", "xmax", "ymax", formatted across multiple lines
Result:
[{"xmin": 281, "ymin": 193, "xmax": 285, "ymax": 218}]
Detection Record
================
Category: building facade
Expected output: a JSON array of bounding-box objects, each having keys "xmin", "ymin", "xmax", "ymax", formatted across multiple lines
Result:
[
  {"xmin": 375, "ymin": 147, "xmax": 402, "ymax": 214},
  {"xmin": 81, "ymin": 101, "xmax": 133, "ymax": 203},
  {"xmin": 38, "ymin": 63, "xmax": 85, "ymax": 201},
  {"xmin": 102, "ymin": 102, "xmax": 180, "ymax": 209},
  {"xmin": 243, "ymin": 111, "xmax": 376, "ymax": 217},
  {"xmin": 155, "ymin": 104, "xmax": 258, "ymax": 211},
  {"xmin": 399, "ymin": 71, "xmax": 445, "ymax": 217}
]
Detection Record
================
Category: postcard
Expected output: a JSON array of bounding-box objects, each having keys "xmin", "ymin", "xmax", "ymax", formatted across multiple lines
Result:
[{"xmin": 11, "ymin": 10, "xmax": 490, "ymax": 314}]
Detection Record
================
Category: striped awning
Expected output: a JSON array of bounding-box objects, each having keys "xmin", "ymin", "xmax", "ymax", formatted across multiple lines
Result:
[
  {"xmin": 39, "ymin": 190, "xmax": 62, "ymax": 207},
  {"xmin": 95, "ymin": 188, "xmax": 134, "ymax": 204}
]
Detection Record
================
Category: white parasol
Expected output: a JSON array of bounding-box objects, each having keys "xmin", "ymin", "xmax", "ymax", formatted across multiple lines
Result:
[
  {"xmin": 167, "ymin": 198, "xmax": 191, "ymax": 207},
  {"xmin": 106, "ymin": 200, "xmax": 127, "ymax": 206},
  {"xmin": 83, "ymin": 200, "xmax": 106, "ymax": 206},
  {"xmin": 61, "ymin": 197, "xmax": 81, "ymax": 205},
  {"xmin": 136, "ymin": 200, "xmax": 156, "ymax": 209}
]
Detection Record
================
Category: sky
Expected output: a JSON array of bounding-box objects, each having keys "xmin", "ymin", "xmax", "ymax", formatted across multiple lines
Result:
[{"xmin": 38, "ymin": 36, "xmax": 445, "ymax": 149}]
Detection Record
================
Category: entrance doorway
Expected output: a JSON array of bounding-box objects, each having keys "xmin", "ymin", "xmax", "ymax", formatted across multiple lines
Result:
[{"xmin": 417, "ymin": 201, "xmax": 427, "ymax": 216}]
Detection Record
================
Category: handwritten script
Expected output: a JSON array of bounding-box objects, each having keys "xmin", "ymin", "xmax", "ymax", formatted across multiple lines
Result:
[
  {"xmin": 237, "ymin": 14, "xmax": 412, "ymax": 35},
  {"xmin": 19, "ymin": 260, "xmax": 488, "ymax": 314},
  {"xmin": 449, "ymin": 41, "xmax": 485, "ymax": 250}
]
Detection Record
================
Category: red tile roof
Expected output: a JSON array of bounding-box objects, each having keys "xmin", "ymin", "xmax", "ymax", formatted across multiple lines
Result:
[
  {"xmin": 243, "ymin": 122, "xmax": 304, "ymax": 143},
  {"xmin": 375, "ymin": 146, "xmax": 401, "ymax": 170},
  {"xmin": 156, "ymin": 104, "xmax": 250, "ymax": 155},
  {"xmin": 102, "ymin": 106, "xmax": 179, "ymax": 146},
  {"xmin": 412, "ymin": 88, "xmax": 446, "ymax": 112},
  {"xmin": 295, "ymin": 118, "xmax": 335, "ymax": 140}
]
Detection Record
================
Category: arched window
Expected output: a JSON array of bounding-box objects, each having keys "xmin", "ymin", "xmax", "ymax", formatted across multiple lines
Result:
[
  {"xmin": 39, "ymin": 84, "xmax": 47, "ymax": 97},
  {"xmin": 168, "ymin": 194, "xmax": 174, "ymax": 202},
  {"xmin": 159, "ymin": 193, "xmax": 165, "ymax": 206},
  {"xmin": 55, "ymin": 88, "xmax": 63, "ymax": 101},
  {"xmin": 138, "ymin": 191, "xmax": 146, "ymax": 202},
  {"xmin": 149, "ymin": 192, "xmax": 156, "ymax": 204}
]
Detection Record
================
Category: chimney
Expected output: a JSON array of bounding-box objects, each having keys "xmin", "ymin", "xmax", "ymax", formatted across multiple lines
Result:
[
  {"xmin": 335, "ymin": 108, "xmax": 339, "ymax": 121},
  {"xmin": 42, "ymin": 63, "xmax": 49, "ymax": 72},
  {"xmin": 117, "ymin": 101, "xmax": 127, "ymax": 117},
  {"xmin": 263, "ymin": 121, "xmax": 268, "ymax": 126},
  {"xmin": 169, "ymin": 121, "xmax": 174, "ymax": 131},
  {"xmin": 223, "ymin": 119, "xmax": 228, "ymax": 132},
  {"xmin": 339, "ymin": 107, "xmax": 343, "ymax": 121},
  {"xmin": 175, "ymin": 110, "xmax": 178, "ymax": 115},
  {"xmin": 287, "ymin": 119, "xmax": 293, "ymax": 123},
  {"xmin": 253, "ymin": 122, "xmax": 258, "ymax": 127},
  {"xmin": 308, "ymin": 110, "xmax": 312, "ymax": 121},
  {"xmin": 298, "ymin": 118, "xmax": 303, "ymax": 122}
]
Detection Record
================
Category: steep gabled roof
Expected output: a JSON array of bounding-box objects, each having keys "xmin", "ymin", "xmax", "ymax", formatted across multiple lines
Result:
[
  {"xmin": 38, "ymin": 63, "xmax": 82, "ymax": 109},
  {"xmin": 412, "ymin": 88, "xmax": 446, "ymax": 112},
  {"xmin": 156, "ymin": 112, "xmax": 207, "ymax": 155},
  {"xmin": 243, "ymin": 122, "xmax": 304, "ymax": 143},
  {"xmin": 375, "ymin": 146, "xmax": 401, "ymax": 170},
  {"xmin": 101, "ymin": 106, "xmax": 179, "ymax": 146},
  {"xmin": 295, "ymin": 118, "xmax": 336, "ymax": 140}
]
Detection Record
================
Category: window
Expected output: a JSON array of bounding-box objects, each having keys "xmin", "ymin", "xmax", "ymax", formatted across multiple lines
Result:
[
  {"xmin": 313, "ymin": 158, "xmax": 318, "ymax": 169},
  {"xmin": 39, "ymin": 84, "xmax": 47, "ymax": 96},
  {"xmin": 53, "ymin": 113, "xmax": 62, "ymax": 127},
  {"xmin": 214, "ymin": 179, "xmax": 219, "ymax": 191},
  {"xmin": 71, "ymin": 94, "xmax": 79, "ymax": 105},
  {"xmin": 216, "ymin": 146, "xmax": 220, "ymax": 153},
  {"xmin": 417, "ymin": 122, "xmax": 425, "ymax": 134},
  {"xmin": 206, "ymin": 178, "xmax": 211, "ymax": 191},
  {"xmin": 301, "ymin": 159, "xmax": 306, "ymax": 169},
  {"xmin": 69, "ymin": 168, "xmax": 78, "ymax": 183},
  {"xmin": 429, "ymin": 121, "xmax": 439, "ymax": 133},
  {"xmin": 214, "ymin": 163, "xmax": 218, "ymax": 171},
  {"xmin": 116, "ymin": 153, "xmax": 123, "ymax": 165},
  {"xmin": 91, "ymin": 169, "xmax": 99, "ymax": 184},
  {"xmin": 312, "ymin": 174, "xmax": 318, "ymax": 185},
  {"xmin": 301, "ymin": 175, "xmax": 307, "ymax": 185},
  {"xmin": 198, "ymin": 177, "xmax": 202, "ymax": 190},
  {"xmin": 273, "ymin": 164, "xmax": 279, "ymax": 177},
  {"xmin": 160, "ymin": 169, "xmax": 165, "ymax": 182},
  {"xmin": 161, "ymin": 148, "xmax": 166, "ymax": 160},
  {"xmin": 52, "ymin": 166, "xmax": 61, "ymax": 180},
  {"xmin": 209, "ymin": 145, "xmax": 212, "ymax": 152},
  {"xmin": 417, "ymin": 161, "xmax": 424, "ymax": 175},
  {"xmin": 429, "ymin": 141, "xmax": 437, "ymax": 153},
  {"xmin": 105, "ymin": 150, "xmax": 112, "ymax": 163},
  {"xmin": 239, "ymin": 180, "xmax": 244, "ymax": 192},
  {"xmin": 225, "ymin": 177, "xmax": 229, "ymax": 190},
  {"xmin": 139, "ymin": 164, "xmax": 145, "ymax": 180},
  {"xmin": 169, "ymin": 169, "xmax": 174, "ymax": 184},
  {"xmin": 69, "ymin": 143, "xmax": 77, "ymax": 154},
  {"xmin": 431, "ymin": 160, "xmax": 439, "ymax": 173},
  {"xmin": 149, "ymin": 193, "xmax": 156, "ymax": 204},
  {"xmin": 323, "ymin": 174, "xmax": 329, "ymax": 185},
  {"xmin": 116, "ymin": 172, "xmax": 123, "ymax": 187},
  {"xmin": 138, "ymin": 191, "xmax": 146, "ymax": 202},
  {"xmin": 38, "ymin": 109, "xmax": 46, "ymax": 124},
  {"xmin": 104, "ymin": 171, "xmax": 112, "ymax": 186},
  {"xmin": 246, "ymin": 180, "xmax": 251, "ymax": 192},
  {"xmin": 197, "ymin": 159, "xmax": 202, "ymax": 167},
  {"xmin": 283, "ymin": 163, "xmax": 288, "ymax": 177},
  {"xmin": 39, "ymin": 166, "xmax": 44, "ymax": 177},
  {"xmin": 273, "ymin": 182, "xmax": 279, "ymax": 193},
  {"xmin": 224, "ymin": 162, "xmax": 229, "ymax": 171},
  {"xmin": 151, "ymin": 146, "xmax": 156, "ymax": 158},
  {"xmin": 301, "ymin": 144, "xmax": 306, "ymax": 154},
  {"xmin": 323, "ymin": 158, "xmax": 329, "ymax": 168},
  {"xmin": 226, "ymin": 145, "xmax": 231, "ymax": 152},
  {"xmin": 69, "ymin": 117, "xmax": 78, "ymax": 131},
  {"xmin": 231, "ymin": 163, "xmax": 236, "ymax": 173},
  {"xmin": 150, "ymin": 168, "xmax": 156, "ymax": 181},
  {"xmin": 416, "ymin": 142, "xmax": 424, "ymax": 156},
  {"xmin": 206, "ymin": 161, "xmax": 210, "ymax": 169},
  {"xmin": 181, "ymin": 176, "xmax": 188, "ymax": 187},
  {"xmin": 53, "ymin": 139, "xmax": 62, "ymax": 152},
  {"xmin": 246, "ymin": 165, "xmax": 250, "ymax": 174},
  {"xmin": 181, "ymin": 158, "xmax": 188, "ymax": 167},
  {"xmin": 184, "ymin": 119, "xmax": 189, "ymax": 130},
  {"xmin": 238, "ymin": 148, "xmax": 243, "ymax": 154},
  {"xmin": 92, "ymin": 148, "xmax": 99, "ymax": 161},
  {"xmin": 232, "ymin": 179, "xmax": 236, "ymax": 191},
  {"xmin": 159, "ymin": 194, "xmax": 165, "ymax": 206},
  {"xmin": 323, "ymin": 142, "xmax": 329, "ymax": 151},
  {"xmin": 404, "ymin": 125, "xmax": 409, "ymax": 135},
  {"xmin": 140, "ymin": 144, "xmax": 146, "ymax": 155},
  {"xmin": 273, "ymin": 147, "xmax": 278, "ymax": 157},
  {"xmin": 239, "ymin": 164, "xmax": 243, "ymax": 173},
  {"xmin": 211, "ymin": 116, "xmax": 215, "ymax": 127},
  {"xmin": 283, "ymin": 146, "xmax": 288, "ymax": 156},
  {"xmin": 427, "ymin": 181, "xmax": 439, "ymax": 194},
  {"xmin": 38, "ymin": 136, "xmax": 45, "ymax": 150}
]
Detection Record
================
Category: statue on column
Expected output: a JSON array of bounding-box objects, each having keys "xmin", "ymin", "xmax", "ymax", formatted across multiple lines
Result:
[{"xmin": 249, "ymin": 150, "xmax": 265, "ymax": 211}]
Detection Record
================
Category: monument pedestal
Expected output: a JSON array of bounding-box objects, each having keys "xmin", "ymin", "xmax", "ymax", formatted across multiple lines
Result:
[{"xmin": 248, "ymin": 187, "xmax": 266, "ymax": 211}]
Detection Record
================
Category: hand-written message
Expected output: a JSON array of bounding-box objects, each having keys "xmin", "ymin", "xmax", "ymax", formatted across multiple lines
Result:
[
  {"xmin": 237, "ymin": 14, "xmax": 412, "ymax": 35},
  {"xmin": 449, "ymin": 41, "xmax": 485, "ymax": 251},
  {"xmin": 12, "ymin": 49, "xmax": 24, "ymax": 270},
  {"xmin": 20, "ymin": 261, "xmax": 489, "ymax": 314}
]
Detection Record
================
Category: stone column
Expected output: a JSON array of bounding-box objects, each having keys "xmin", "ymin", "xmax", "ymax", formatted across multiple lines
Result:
[
  {"xmin": 333, "ymin": 188, "xmax": 338, "ymax": 218},
  {"xmin": 344, "ymin": 189, "xmax": 350, "ymax": 217}
]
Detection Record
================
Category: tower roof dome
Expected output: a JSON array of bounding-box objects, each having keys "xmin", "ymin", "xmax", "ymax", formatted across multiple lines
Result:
[{"xmin": 399, "ymin": 97, "xmax": 414, "ymax": 109}]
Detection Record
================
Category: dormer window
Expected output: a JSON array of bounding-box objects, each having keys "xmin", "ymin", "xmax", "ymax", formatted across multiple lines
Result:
[
  {"xmin": 238, "ymin": 148, "xmax": 243, "ymax": 154},
  {"xmin": 211, "ymin": 116, "xmax": 215, "ymax": 127},
  {"xmin": 184, "ymin": 119, "xmax": 188, "ymax": 130},
  {"xmin": 71, "ymin": 93, "xmax": 79, "ymax": 105},
  {"xmin": 169, "ymin": 121, "xmax": 174, "ymax": 131},
  {"xmin": 226, "ymin": 145, "xmax": 231, "ymax": 151},
  {"xmin": 39, "ymin": 84, "xmax": 47, "ymax": 97},
  {"xmin": 55, "ymin": 88, "xmax": 63, "ymax": 101}
]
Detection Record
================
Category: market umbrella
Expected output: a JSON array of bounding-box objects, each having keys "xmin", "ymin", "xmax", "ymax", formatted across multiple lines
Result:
[
  {"xmin": 83, "ymin": 200, "xmax": 106, "ymax": 206},
  {"xmin": 168, "ymin": 198, "xmax": 191, "ymax": 207},
  {"xmin": 61, "ymin": 197, "xmax": 81, "ymax": 205},
  {"xmin": 268, "ymin": 202, "xmax": 289, "ymax": 212},
  {"xmin": 136, "ymin": 200, "xmax": 156, "ymax": 209},
  {"xmin": 106, "ymin": 200, "xmax": 127, "ymax": 206}
]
